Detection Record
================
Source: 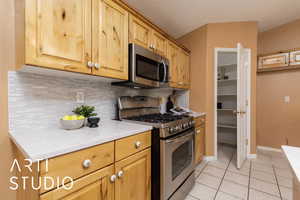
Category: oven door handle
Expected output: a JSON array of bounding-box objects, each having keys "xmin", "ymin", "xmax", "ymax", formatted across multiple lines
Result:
[{"xmin": 165, "ymin": 130, "xmax": 194, "ymax": 144}]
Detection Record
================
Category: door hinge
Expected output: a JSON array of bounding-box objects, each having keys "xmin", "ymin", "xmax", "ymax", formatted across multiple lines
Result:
[
  {"xmin": 246, "ymin": 139, "xmax": 249, "ymax": 146},
  {"xmin": 246, "ymin": 100, "xmax": 249, "ymax": 106}
]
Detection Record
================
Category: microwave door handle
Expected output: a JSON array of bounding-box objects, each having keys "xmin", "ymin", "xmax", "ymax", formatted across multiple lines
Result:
[
  {"xmin": 164, "ymin": 62, "xmax": 168, "ymax": 82},
  {"xmin": 162, "ymin": 61, "xmax": 167, "ymax": 82}
]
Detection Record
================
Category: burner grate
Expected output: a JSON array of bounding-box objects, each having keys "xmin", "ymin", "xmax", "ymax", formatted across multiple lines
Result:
[{"xmin": 126, "ymin": 113, "xmax": 188, "ymax": 123}]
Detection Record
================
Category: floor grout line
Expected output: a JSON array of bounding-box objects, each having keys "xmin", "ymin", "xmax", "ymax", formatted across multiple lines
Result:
[
  {"xmin": 247, "ymin": 160, "xmax": 252, "ymax": 200},
  {"xmin": 213, "ymin": 148, "xmax": 235, "ymax": 200},
  {"xmin": 273, "ymin": 164, "xmax": 284, "ymax": 200}
]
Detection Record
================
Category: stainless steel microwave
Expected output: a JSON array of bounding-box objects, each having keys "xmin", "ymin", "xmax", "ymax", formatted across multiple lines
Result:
[{"xmin": 112, "ymin": 43, "xmax": 169, "ymax": 88}]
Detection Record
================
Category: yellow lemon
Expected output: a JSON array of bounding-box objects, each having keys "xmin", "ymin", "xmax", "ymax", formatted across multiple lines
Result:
[{"xmin": 62, "ymin": 115, "xmax": 72, "ymax": 120}]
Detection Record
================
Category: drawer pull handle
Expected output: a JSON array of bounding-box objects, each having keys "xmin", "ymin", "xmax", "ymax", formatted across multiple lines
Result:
[
  {"xmin": 117, "ymin": 170, "xmax": 124, "ymax": 178},
  {"xmin": 135, "ymin": 141, "xmax": 141, "ymax": 149},
  {"xmin": 94, "ymin": 63, "xmax": 100, "ymax": 69},
  {"xmin": 110, "ymin": 175, "xmax": 117, "ymax": 183},
  {"xmin": 196, "ymin": 130, "xmax": 201, "ymax": 134},
  {"xmin": 82, "ymin": 159, "xmax": 91, "ymax": 169},
  {"xmin": 87, "ymin": 61, "xmax": 94, "ymax": 68}
]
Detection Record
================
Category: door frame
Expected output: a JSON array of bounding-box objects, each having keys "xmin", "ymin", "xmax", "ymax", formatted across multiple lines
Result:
[{"xmin": 213, "ymin": 47, "xmax": 251, "ymax": 160}]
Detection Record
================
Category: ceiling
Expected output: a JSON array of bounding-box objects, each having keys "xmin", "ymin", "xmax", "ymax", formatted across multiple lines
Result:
[{"xmin": 123, "ymin": 0, "xmax": 300, "ymax": 38}]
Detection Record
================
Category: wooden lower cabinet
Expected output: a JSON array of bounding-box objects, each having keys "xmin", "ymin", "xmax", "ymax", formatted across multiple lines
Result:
[
  {"xmin": 115, "ymin": 149, "xmax": 151, "ymax": 200},
  {"xmin": 195, "ymin": 126, "xmax": 205, "ymax": 164},
  {"xmin": 15, "ymin": 131, "xmax": 152, "ymax": 200},
  {"xmin": 194, "ymin": 116, "xmax": 205, "ymax": 165},
  {"xmin": 40, "ymin": 165, "xmax": 114, "ymax": 200}
]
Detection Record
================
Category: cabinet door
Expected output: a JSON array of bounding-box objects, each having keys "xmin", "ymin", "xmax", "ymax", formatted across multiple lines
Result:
[
  {"xmin": 195, "ymin": 127, "xmax": 205, "ymax": 165},
  {"xmin": 258, "ymin": 53, "xmax": 289, "ymax": 69},
  {"xmin": 92, "ymin": 0, "xmax": 129, "ymax": 80},
  {"xmin": 26, "ymin": 0, "xmax": 92, "ymax": 74},
  {"xmin": 182, "ymin": 51, "xmax": 190, "ymax": 89},
  {"xmin": 167, "ymin": 42, "xmax": 180, "ymax": 87},
  {"xmin": 152, "ymin": 31, "xmax": 167, "ymax": 56},
  {"xmin": 115, "ymin": 149, "xmax": 151, "ymax": 200},
  {"xmin": 40, "ymin": 165, "xmax": 114, "ymax": 200},
  {"xmin": 176, "ymin": 50, "xmax": 186, "ymax": 88},
  {"xmin": 129, "ymin": 15, "xmax": 152, "ymax": 50}
]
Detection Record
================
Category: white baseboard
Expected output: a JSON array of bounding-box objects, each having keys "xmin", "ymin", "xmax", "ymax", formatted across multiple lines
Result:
[
  {"xmin": 204, "ymin": 156, "xmax": 217, "ymax": 161},
  {"xmin": 247, "ymin": 154, "xmax": 257, "ymax": 159},
  {"xmin": 257, "ymin": 146, "xmax": 282, "ymax": 153}
]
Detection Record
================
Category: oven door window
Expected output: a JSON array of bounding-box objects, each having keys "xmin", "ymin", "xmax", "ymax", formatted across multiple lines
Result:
[
  {"xmin": 172, "ymin": 139, "xmax": 193, "ymax": 180},
  {"xmin": 136, "ymin": 54, "xmax": 160, "ymax": 81}
]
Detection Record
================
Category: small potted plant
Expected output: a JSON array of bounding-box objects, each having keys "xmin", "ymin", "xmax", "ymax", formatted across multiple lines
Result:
[{"xmin": 72, "ymin": 105, "xmax": 99, "ymax": 127}]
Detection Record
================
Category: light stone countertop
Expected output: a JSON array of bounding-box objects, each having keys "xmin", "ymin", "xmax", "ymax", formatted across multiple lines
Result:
[
  {"xmin": 9, "ymin": 120, "xmax": 153, "ymax": 162},
  {"xmin": 189, "ymin": 112, "xmax": 206, "ymax": 118},
  {"xmin": 282, "ymin": 145, "xmax": 300, "ymax": 183}
]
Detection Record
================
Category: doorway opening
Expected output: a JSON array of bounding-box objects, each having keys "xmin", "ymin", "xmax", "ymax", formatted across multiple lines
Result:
[{"xmin": 214, "ymin": 45, "xmax": 251, "ymax": 168}]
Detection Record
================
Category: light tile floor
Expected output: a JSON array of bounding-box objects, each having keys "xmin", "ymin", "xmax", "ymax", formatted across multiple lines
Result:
[{"xmin": 186, "ymin": 144, "xmax": 293, "ymax": 200}]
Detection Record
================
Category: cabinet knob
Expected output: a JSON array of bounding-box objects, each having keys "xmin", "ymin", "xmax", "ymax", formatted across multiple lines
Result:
[
  {"xmin": 82, "ymin": 159, "xmax": 91, "ymax": 169},
  {"xmin": 135, "ymin": 141, "xmax": 141, "ymax": 149},
  {"xmin": 196, "ymin": 130, "xmax": 201, "ymax": 134},
  {"xmin": 94, "ymin": 63, "xmax": 100, "ymax": 69},
  {"xmin": 117, "ymin": 170, "xmax": 124, "ymax": 178},
  {"xmin": 87, "ymin": 61, "xmax": 94, "ymax": 68},
  {"xmin": 110, "ymin": 175, "xmax": 117, "ymax": 183}
]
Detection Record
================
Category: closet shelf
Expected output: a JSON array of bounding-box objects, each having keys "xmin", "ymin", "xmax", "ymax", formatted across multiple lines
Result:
[
  {"xmin": 218, "ymin": 79, "xmax": 237, "ymax": 83},
  {"xmin": 217, "ymin": 94, "xmax": 237, "ymax": 97},
  {"xmin": 217, "ymin": 108, "xmax": 235, "ymax": 111},
  {"xmin": 218, "ymin": 64, "xmax": 237, "ymax": 68},
  {"xmin": 218, "ymin": 124, "xmax": 237, "ymax": 129}
]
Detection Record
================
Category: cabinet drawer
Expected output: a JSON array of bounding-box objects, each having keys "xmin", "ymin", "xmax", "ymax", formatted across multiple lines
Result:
[
  {"xmin": 194, "ymin": 116, "xmax": 205, "ymax": 128},
  {"xmin": 115, "ymin": 131, "xmax": 151, "ymax": 161},
  {"xmin": 40, "ymin": 142, "xmax": 114, "ymax": 193}
]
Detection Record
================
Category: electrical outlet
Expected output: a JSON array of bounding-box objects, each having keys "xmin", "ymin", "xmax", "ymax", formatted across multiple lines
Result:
[
  {"xmin": 76, "ymin": 92, "xmax": 85, "ymax": 103},
  {"xmin": 284, "ymin": 96, "xmax": 290, "ymax": 103}
]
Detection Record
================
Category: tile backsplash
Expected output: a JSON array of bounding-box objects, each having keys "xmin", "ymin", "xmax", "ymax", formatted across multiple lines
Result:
[{"xmin": 8, "ymin": 71, "xmax": 188, "ymax": 130}]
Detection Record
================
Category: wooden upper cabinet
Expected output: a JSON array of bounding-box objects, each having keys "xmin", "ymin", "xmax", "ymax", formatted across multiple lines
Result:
[
  {"xmin": 40, "ymin": 165, "xmax": 114, "ymax": 200},
  {"xmin": 25, "ymin": 0, "xmax": 92, "ymax": 74},
  {"xmin": 167, "ymin": 42, "xmax": 190, "ymax": 89},
  {"xmin": 167, "ymin": 42, "xmax": 180, "ymax": 86},
  {"xmin": 182, "ymin": 50, "xmax": 190, "ymax": 88},
  {"xmin": 152, "ymin": 31, "xmax": 167, "ymax": 56},
  {"xmin": 115, "ymin": 149, "xmax": 151, "ymax": 200},
  {"xmin": 129, "ymin": 15, "xmax": 152, "ymax": 50},
  {"xmin": 176, "ymin": 50, "xmax": 190, "ymax": 89},
  {"xmin": 129, "ymin": 14, "xmax": 167, "ymax": 56},
  {"xmin": 258, "ymin": 53, "xmax": 289, "ymax": 69},
  {"xmin": 92, "ymin": 0, "xmax": 129, "ymax": 80}
]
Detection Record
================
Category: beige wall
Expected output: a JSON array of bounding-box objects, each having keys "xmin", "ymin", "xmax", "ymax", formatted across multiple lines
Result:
[
  {"xmin": 179, "ymin": 22, "xmax": 258, "ymax": 156},
  {"xmin": 0, "ymin": 0, "xmax": 16, "ymax": 199},
  {"xmin": 178, "ymin": 26, "xmax": 207, "ymax": 114},
  {"xmin": 257, "ymin": 19, "xmax": 300, "ymax": 149}
]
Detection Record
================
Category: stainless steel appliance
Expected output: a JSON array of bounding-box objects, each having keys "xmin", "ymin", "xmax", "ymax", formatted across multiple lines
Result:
[
  {"xmin": 112, "ymin": 44, "xmax": 169, "ymax": 88},
  {"xmin": 118, "ymin": 96, "xmax": 195, "ymax": 200}
]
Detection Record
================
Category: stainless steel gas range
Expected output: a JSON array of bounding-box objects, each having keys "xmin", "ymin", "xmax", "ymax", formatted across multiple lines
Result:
[{"xmin": 118, "ymin": 96, "xmax": 196, "ymax": 200}]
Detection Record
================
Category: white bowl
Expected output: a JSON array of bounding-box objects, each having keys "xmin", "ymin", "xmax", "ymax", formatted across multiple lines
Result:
[{"xmin": 60, "ymin": 119, "xmax": 84, "ymax": 130}]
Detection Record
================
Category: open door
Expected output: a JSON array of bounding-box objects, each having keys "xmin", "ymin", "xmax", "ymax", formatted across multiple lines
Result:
[{"xmin": 236, "ymin": 43, "xmax": 249, "ymax": 169}]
